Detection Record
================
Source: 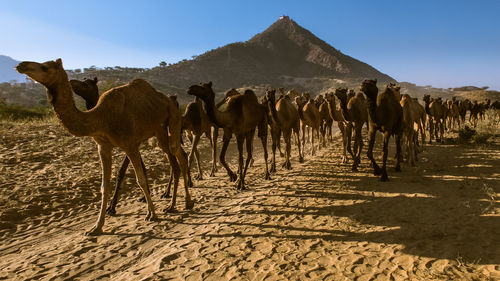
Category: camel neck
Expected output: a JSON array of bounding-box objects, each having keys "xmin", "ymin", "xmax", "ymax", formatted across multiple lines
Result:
[
  {"xmin": 424, "ymin": 101, "xmax": 430, "ymax": 115},
  {"xmin": 365, "ymin": 95, "xmax": 378, "ymax": 125},
  {"xmin": 267, "ymin": 98, "xmax": 279, "ymax": 126},
  {"xmin": 48, "ymin": 78, "xmax": 95, "ymax": 137},
  {"xmin": 204, "ymin": 96, "xmax": 229, "ymax": 128},
  {"xmin": 297, "ymin": 103, "xmax": 305, "ymax": 121},
  {"xmin": 338, "ymin": 99, "xmax": 351, "ymax": 121}
]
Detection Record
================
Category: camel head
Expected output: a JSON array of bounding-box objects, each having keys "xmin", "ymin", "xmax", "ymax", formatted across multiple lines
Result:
[
  {"xmin": 17, "ymin": 58, "xmax": 68, "ymax": 104},
  {"xmin": 314, "ymin": 94, "xmax": 324, "ymax": 107},
  {"xmin": 360, "ymin": 79, "xmax": 378, "ymax": 99},
  {"xmin": 187, "ymin": 81, "xmax": 215, "ymax": 105},
  {"xmin": 423, "ymin": 94, "xmax": 431, "ymax": 104},
  {"xmin": 70, "ymin": 77, "xmax": 99, "ymax": 110},
  {"xmin": 347, "ymin": 89, "xmax": 355, "ymax": 100},
  {"xmin": 324, "ymin": 92, "xmax": 335, "ymax": 103},
  {"xmin": 278, "ymin": 87, "xmax": 286, "ymax": 95},
  {"xmin": 16, "ymin": 58, "xmax": 66, "ymax": 88},
  {"xmin": 302, "ymin": 92, "xmax": 311, "ymax": 101},
  {"xmin": 334, "ymin": 88, "xmax": 348, "ymax": 104},
  {"xmin": 265, "ymin": 89, "xmax": 276, "ymax": 103},
  {"xmin": 294, "ymin": 96, "xmax": 306, "ymax": 108},
  {"xmin": 387, "ymin": 83, "xmax": 401, "ymax": 100}
]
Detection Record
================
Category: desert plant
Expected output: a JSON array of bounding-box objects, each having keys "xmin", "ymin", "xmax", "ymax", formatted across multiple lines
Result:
[{"xmin": 458, "ymin": 125, "xmax": 476, "ymax": 141}]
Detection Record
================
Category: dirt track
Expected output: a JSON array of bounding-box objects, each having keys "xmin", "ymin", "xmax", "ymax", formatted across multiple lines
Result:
[{"xmin": 0, "ymin": 121, "xmax": 499, "ymax": 280}]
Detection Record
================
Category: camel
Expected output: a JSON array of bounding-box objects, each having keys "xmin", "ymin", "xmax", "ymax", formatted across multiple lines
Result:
[
  {"xmin": 361, "ymin": 79, "xmax": 403, "ymax": 181},
  {"xmin": 70, "ymin": 77, "xmax": 147, "ymax": 215},
  {"xmin": 399, "ymin": 94, "xmax": 421, "ymax": 166},
  {"xmin": 316, "ymin": 95, "xmax": 334, "ymax": 146},
  {"xmin": 17, "ymin": 59, "xmax": 193, "ymax": 235},
  {"xmin": 334, "ymin": 89, "xmax": 368, "ymax": 171},
  {"xmin": 423, "ymin": 95, "xmax": 445, "ymax": 143},
  {"xmin": 295, "ymin": 95, "xmax": 321, "ymax": 156},
  {"xmin": 469, "ymin": 101, "xmax": 481, "ymax": 127},
  {"xmin": 412, "ymin": 97, "xmax": 426, "ymax": 150},
  {"xmin": 187, "ymin": 82, "xmax": 270, "ymax": 190},
  {"xmin": 182, "ymin": 97, "xmax": 218, "ymax": 180},
  {"xmin": 446, "ymin": 98, "xmax": 460, "ymax": 130},
  {"xmin": 70, "ymin": 77, "xmax": 99, "ymax": 109},
  {"xmin": 264, "ymin": 89, "xmax": 303, "ymax": 172},
  {"xmin": 70, "ymin": 78, "xmax": 193, "ymax": 215},
  {"xmin": 325, "ymin": 91, "xmax": 349, "ymax": 162},
  {"xmin": 458, "ymin": 99, "xmax": 469, "ymax": 125}
]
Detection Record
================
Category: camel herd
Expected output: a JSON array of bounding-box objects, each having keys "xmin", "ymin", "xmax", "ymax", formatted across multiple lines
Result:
[{"xmin": 16, "ymin": 59, "xmax": 499, "ymax": 235}]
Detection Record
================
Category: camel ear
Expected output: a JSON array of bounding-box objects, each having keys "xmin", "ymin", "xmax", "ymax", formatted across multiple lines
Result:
[
  {"xmin": 56, "ymin": 58, "xmax": 63, "ymax": 68},
  {"xmin": 170, "ymin": 95, "xmax": 177, "ymax": 101},
  {"xmin": 93, "ymin": 77, "xmax": 98, "ymax": 83},
  {"xmin": 207, "ymin": 81, "xmax": 212, "ymax": 87}
]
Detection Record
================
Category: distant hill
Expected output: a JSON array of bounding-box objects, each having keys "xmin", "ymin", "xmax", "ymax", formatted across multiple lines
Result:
[
  {"xmin": 136, "ymin": 16, "xmax": 395, "ymax": 93},
  {"xmin": 0, "ymin": 55, "xmax": 25, "ymax": 83}
]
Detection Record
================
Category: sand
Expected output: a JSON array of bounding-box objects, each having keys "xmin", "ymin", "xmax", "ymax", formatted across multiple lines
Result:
[{"xmin": 0, "ymin": 120, "xmax": 499, "ymax": 280}]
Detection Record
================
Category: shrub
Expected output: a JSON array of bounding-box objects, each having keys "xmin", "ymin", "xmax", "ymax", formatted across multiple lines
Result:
[
  {"xmin": 0, "ymin": 104, "xmax": 52, "ymax": 120},
  {"xmin": 458, "ymin": 126, "xmax": 476, "ymax": 141}
]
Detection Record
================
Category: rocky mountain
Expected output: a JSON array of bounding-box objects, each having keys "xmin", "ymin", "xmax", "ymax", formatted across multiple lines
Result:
[
  {"xmin": 0, "ymin": 55, "xmax": 26, "ymax": 83},
  {"xmin": 139, "ymin": 16, "xmax": 395, "ymax": 93}
]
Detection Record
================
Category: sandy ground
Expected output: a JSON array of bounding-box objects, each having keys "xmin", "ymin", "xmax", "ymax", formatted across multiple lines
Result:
[{"xmin": 0, "ymin": 119, "xmax": 499, "ymax": 280}]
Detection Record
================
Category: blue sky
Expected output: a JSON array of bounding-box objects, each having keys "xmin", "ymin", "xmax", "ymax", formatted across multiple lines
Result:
[{"xmin": 1, "ymin": 0, "xmax": 499, "ymax": 89}]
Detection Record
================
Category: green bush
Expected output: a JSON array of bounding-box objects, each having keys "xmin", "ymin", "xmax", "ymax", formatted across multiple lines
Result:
[{"xmin": 0, "ymin": 104, "xmax": 52, "ymax": 120}]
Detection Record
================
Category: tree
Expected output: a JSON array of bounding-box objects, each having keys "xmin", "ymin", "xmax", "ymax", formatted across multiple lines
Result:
[{"xmin": 159, "ymin": 61, "xmax": 167, "ymax": 67}]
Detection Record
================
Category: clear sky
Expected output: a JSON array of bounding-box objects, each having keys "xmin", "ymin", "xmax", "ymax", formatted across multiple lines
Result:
[{"xmin": 1, "ymin": 0, "xmax": 499, "ymax": 90}]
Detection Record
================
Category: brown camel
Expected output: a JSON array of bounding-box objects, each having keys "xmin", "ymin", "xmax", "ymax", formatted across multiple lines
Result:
[
  {"xmin": 70, "ymin": 77, "xmax": 99, "ymax": 109},
  {"xmin": 469, "ymin": 101, "xmax": 481, "ymax": 127},
  {"xmin": 334, "ymin": 89, "xmax": 368, "ymax": 171},
  {"xmin": 70, "ymin": 78, "xmax": 193, "ymax": 214},
  {"xmin": 423, "ymin": 95, "xmax": 445, "ymax": 143},
  {"xmin": 412, "ymin": 97, "xmax": 426, "ymax": 150},
  {"xmin": 71, "ymin": 77, "xmax": 148, "ymax": 215},
  {"xmin": 264, "ymin": 89, "xmax": 303, "ymax": 171},
  {"xmin": 399, "ymin": 94, "xmax": 421, "ymax": 166},
  {"xmin": 446, "ymin": 98, "xmax": 460, "ymax": 130},
  {"xmin": 295, "ymin": 95, "xmax": 321, "ymax": 156},
  {"xmin": 187, "ymin": 82, "xmax": 270, "ymax": 190},
  {"xmin": 17, "ymin": 59, "xmax": 193, "ymax": 235},
  {"xmin": 458, "ymin": 99, "xmax": 470, "ymax": 125},
  {"xmin": 316, "ymin": 95, "xmax": 334, "ymax": 146},
  {"xmin": 326, "ymin": 90, "xmax": 349, "ymax": 162},
  {"xmin": 182, "ymin": 97, "xmax": 218, "ymax": 180},
  {"xmin": 361, "ymin": 79, "xmax": 403, "ymax": 181}
]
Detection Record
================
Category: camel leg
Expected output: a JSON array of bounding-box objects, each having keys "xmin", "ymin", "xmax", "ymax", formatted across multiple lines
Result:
[
  {"xmin": 283, "ymin": 129, "xmax": 292, "ymax": 170},
  {"xmin": 220, "ymin": 131, "xmax": 237, "ymax": 182},
  {"xmin": 86, "ymin": 144, "xmax": 112, "ymax": 236},
  {"xmin": 338, "ymin": 121, "xmax": 348, "ymax": 163},
  {"xmin": 157, "ymin": 129, "xmax": 193, "ymax": 212},
  {"xmin": 270, "ymin": 127, "xmax": 279, "ymax": 173},
  {"xmin": 188, "ymin": 134, "xmax": 203, "ymax": 180},
  {"xmin": 276, "ymin": 129, "xmax": 284, "ymax": 158},
  {"xmin": 161, "ymin": 166, "xmax": 174, "ymax": 199},
  {"xmin": 235, "ymin": 134, "xmax": 245, "ymax": 190},
  {"xmin": 311, "ymin": 128, "xmax": 316, "ymax": 156},
  {"xmin": 395, "ymin": 132, "xmax": 403, "ymax": 172},
  {"xmin": 352, "ymin": 125, "xmax": 362, "ymax": 172},
  {"xmin": 257, "ymin": 123, "xmax": 271, "ymax": 180},
  {"xmin": 210, "ymin": 126, "xmax": 218, "ymax": 176},
  {"xmin": 106, "ymin": 156, "xmax": 130, "ymax": 215},
  {"xmin": 366, "ymin": 129, "xmax": 381, "ymax": 176},
  {"xmin": 380, "ymin": 132, "xmax": 390, "ymax": 181},
  {"xmin": 345, "ymin": 123, "xmax": 354, "ymax": 161},
  {"xmin": 126, "ymin": 148, "xmax": 156, "ymax": 220},
  {"xmin": 295, "ymin": 128, "xmax": 304, "ymax": 163}
]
